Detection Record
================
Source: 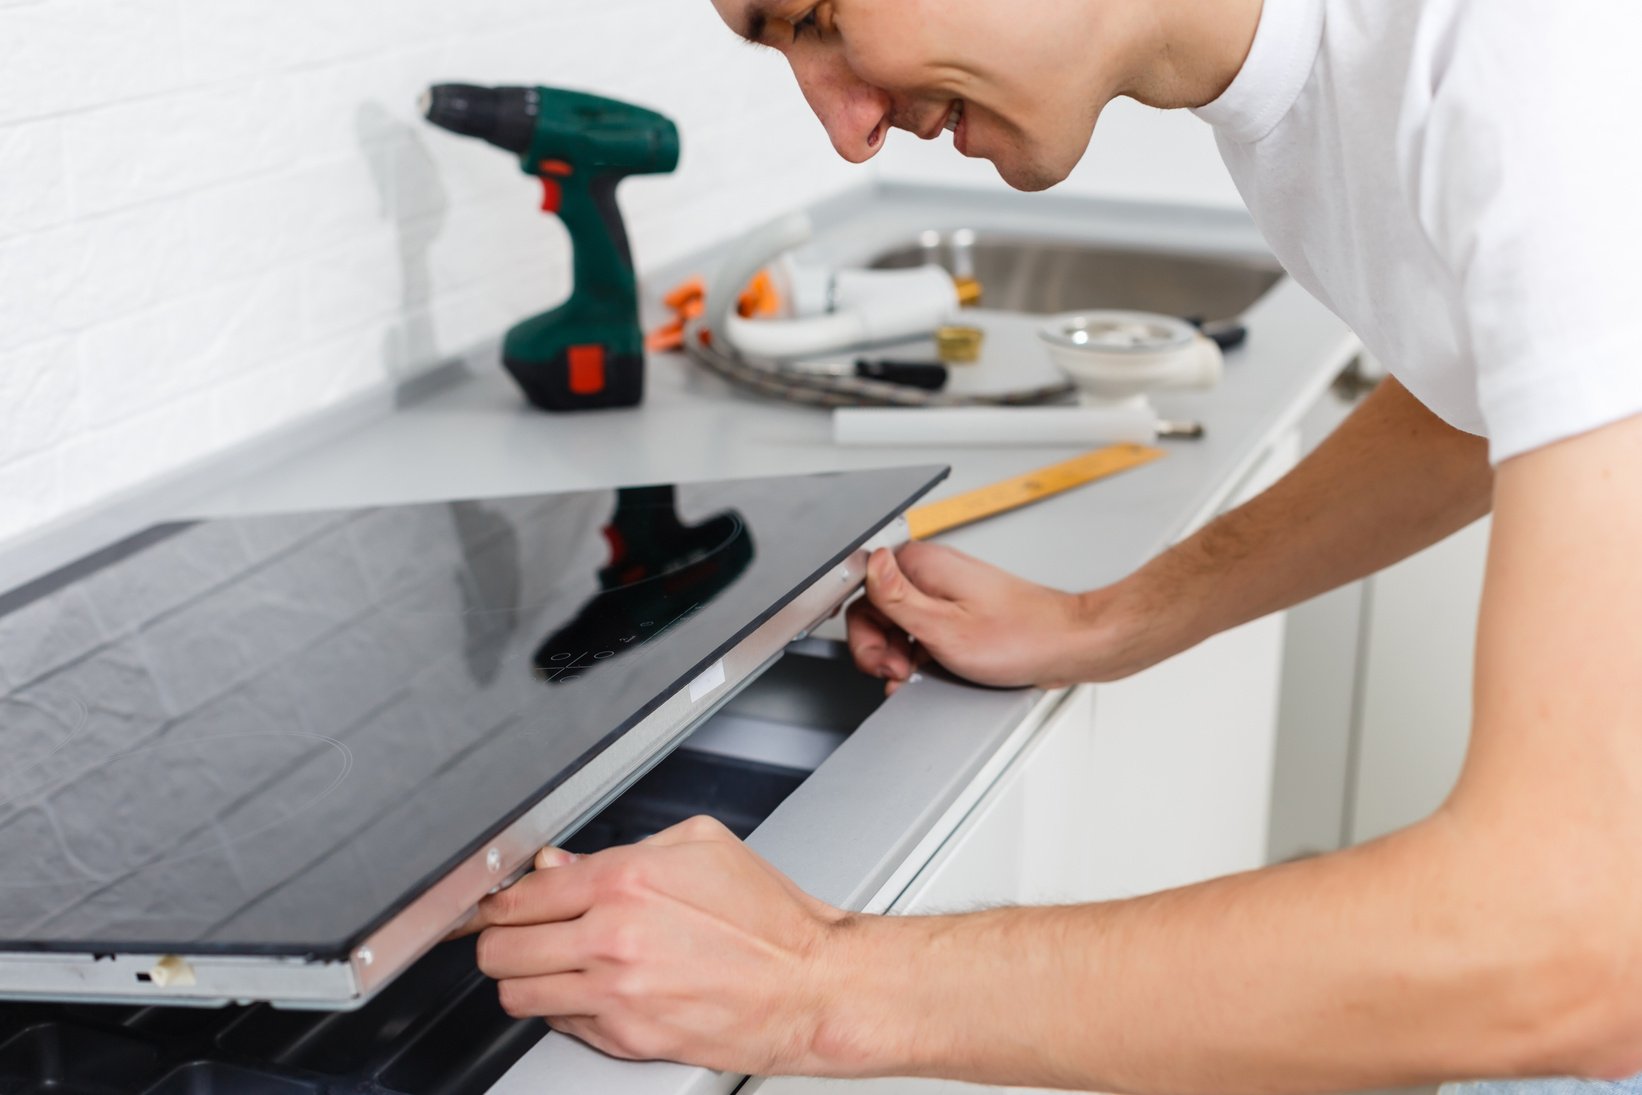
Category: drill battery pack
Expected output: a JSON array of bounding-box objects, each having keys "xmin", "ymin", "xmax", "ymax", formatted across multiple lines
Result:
[{"xmin": 504, "ymin": 342, "xmax": 645, "ymax": 412}]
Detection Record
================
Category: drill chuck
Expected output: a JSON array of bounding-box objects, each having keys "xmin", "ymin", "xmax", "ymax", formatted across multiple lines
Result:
[{"xmin": 422, "ymin": 84, "xmax": 538, "ymax": 154}]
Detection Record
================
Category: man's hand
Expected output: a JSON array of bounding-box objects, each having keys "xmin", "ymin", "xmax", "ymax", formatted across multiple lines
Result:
[
  {"xmin": 464, "ymin": 816, "xmax": 851, "ymax": 1074},
  {"xmin": 845, "ymin": 542, "xmax": 1132, "ymax": 691},
  {"xmin": 847, "ymin": 379, "xmax": 1494, "ymax": 696}
]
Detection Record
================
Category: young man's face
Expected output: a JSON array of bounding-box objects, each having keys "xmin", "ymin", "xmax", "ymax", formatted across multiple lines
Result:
[{"xmin": 713, "ymin": 0, "xmax": 1114, "ymax": 191}]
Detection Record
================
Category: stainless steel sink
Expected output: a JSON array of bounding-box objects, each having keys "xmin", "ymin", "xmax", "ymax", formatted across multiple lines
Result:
[{"xmin": 870, "ymin": 231, "xmax": 1283, "ymax": 322}]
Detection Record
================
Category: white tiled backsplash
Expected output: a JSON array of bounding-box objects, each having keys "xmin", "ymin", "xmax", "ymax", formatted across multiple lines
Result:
[
  {"xmin": 0, "ymin": 0, "xmax": 863, "ymax": 543},
  {"xmin": 0, "ymin": 0, "xmax": 1244, "ymax": 550}
]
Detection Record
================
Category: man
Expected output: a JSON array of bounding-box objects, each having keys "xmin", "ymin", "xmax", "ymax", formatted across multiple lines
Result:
[{"xmin": 466, "ymin": 0, "xmax": 1642, "ymax": 1089}]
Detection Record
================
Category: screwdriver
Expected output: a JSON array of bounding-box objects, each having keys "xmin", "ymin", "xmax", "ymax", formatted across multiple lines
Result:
[{"xmin": 780, "ymin": 358, "xmax": 949, "ymax": 391}]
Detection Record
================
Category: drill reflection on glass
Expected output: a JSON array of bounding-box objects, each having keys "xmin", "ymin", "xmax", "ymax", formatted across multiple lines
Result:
[{"xmin": 533, "ymin": 486, "xmax": 754, "ymax": 684}]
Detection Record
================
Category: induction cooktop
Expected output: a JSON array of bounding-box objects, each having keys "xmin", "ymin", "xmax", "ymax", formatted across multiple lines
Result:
[{"xmin": 0, "ymin": 466, "xmax": 945, "ymax": 1007}]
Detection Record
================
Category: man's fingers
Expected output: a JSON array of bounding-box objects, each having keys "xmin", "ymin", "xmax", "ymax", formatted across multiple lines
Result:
[
  {"xmin": 476, "ymin": 922, "xmax": 590, "ymax": 980},
  {"xmin": 893, "ymin": 541, "xmax": 976, "ymax": 600},
  {"xmin": 447, "ymin": 848, "xmax": 578, "ymax": 938},
  {"xmin": 472, "ymin": 857, "xmax": 597, "ymax": 930},
  {"xmin": 641, "ymin": 814, "xmax": 737, "ymax": 847},
  {"xmin": 845, "ymin": 598, "xmax": 917, "ymax": 680},
  {"xmin": 866, "ymin": 547, "xmax": 957, "ymax": 643},
  {"xmin": 496, "ymin": 972, "xmax": 597, "ymax": 1021},
  {"xmin": 844, "ymin": 598, "xmax": 888, "ymax": 669},
  {"xmin": 445, "ymin": 909, "xmax": 484, "ymax": 940}
]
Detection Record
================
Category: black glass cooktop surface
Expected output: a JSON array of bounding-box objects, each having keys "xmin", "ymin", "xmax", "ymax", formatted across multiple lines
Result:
[{"xmin": 0, "ymin": 467, "xmax": 943, "ymax": 957}]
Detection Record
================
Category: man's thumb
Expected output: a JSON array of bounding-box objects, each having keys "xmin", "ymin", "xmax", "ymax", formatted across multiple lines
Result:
[{"xmin": 867, "ymin": 548, "xmax": 946, "ymax": 640}]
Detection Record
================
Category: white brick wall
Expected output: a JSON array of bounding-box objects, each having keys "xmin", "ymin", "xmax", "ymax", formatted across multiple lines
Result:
[{"xmin": 0, "ymin": 0, "xmax": 863, "ymax": 545}]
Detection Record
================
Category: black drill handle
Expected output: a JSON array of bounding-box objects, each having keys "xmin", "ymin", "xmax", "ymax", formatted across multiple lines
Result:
[{"xmin": 590, "ymin": 171, "xmax": 635, "ymax": 276}]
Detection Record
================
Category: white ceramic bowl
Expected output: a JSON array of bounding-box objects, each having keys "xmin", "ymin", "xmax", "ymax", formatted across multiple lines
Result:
[{"xmin": 1038, "ymin": 310, "xmax": 1222, "ymax": 402}]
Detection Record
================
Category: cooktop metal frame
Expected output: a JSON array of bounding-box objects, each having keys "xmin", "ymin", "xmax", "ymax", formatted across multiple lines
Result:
[{"xmin": 0, "ymin": 517, "xmax": 911, "ymax": 1011}]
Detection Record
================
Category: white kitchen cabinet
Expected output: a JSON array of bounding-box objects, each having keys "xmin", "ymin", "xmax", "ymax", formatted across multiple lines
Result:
[
  {"xmin": 1349, "ymin": 517, "xmax": 1489, "ymax": 842},
  {"xmin": 1268, "ymin": 378, "xmax": 1371, "ymax": 862},
  {"xmin": 1267, "ymin": 575, "xmax": 1364, "ymax": 861},
  {"xmin": 1074, "ymin": 429, "xmax": 1300, "ymax": 898},
  {"xmin": 1078, "ymin": 609, "xmax": 1287, "ymax": 899},
  {"xmin": 1258, "ymin": 368, "xmax": 1489, "ymax": 852}
]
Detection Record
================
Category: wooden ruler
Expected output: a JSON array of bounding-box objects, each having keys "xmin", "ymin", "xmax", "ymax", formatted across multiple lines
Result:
[{"xmin": 906, "ymin": 443, "xmax": 1166, "ymax": 540}]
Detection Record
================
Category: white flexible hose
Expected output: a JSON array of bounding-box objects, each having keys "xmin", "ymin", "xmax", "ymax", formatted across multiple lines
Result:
[
  {"xmin": 706, "ymin": 211, "xmax": 815, "ymax": 344},
  {"xmin": 707, "ymin": 212, "xmax": 960, "ymax": 360},
  {"xmin": 723, "ymin": 311, "xmax": 869, "ymax": 359}
]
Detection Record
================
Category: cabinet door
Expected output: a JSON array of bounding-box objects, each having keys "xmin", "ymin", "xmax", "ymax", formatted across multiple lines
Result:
[
  {"xmin": 1269, "ymin": 380, "xmax": 1372, "ymax": 863},
  {"xmin": 1350, "ymin": 517, "xmax": 1489, "ymax": 842},
  {"xmin": 1076, "ymin": 431, "xmax": 1298, "ymax": 898},
  {"xmin": 1080, "ymin": 610, "xmax": 1286, "ymax": 899}
]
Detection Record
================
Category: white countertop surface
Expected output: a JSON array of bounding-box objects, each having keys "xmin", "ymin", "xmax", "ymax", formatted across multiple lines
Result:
[{"xmin": 177, "ymin": 183, "xmax": 1359, "ymax": 595}]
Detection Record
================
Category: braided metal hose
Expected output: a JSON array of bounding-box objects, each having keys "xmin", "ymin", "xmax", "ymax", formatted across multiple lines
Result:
[{"xmin": 681, "ymin": 321, "xmax": 1076, "ymax": 409}]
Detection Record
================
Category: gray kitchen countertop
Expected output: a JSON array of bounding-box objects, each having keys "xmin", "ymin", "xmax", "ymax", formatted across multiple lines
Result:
[
  {"xmin": 183, "ymin": 181, "xmax": 1359, "ymax": 593},
  {"xmin": 0, "ymin": 182, "xmax": 1357, "ymax": 597}
]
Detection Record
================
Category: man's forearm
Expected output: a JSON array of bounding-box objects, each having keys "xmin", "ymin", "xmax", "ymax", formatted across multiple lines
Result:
[
  {"xmin": 1089, "ymin": 376, "xmax": 1492, "ymax": 675},
  {"xmin": 809, "ymin": 808, "xmax": 1613, "ymax": 1093},
  {"xmin": 803, "ymin": 419, "xmax": 1642, "ymax": 1093}
]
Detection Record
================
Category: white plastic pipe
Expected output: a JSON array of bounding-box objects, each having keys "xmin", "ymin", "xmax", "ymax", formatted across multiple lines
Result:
[
  {"xmin": 832, "ymin": 405, "xmax": 1158, "ymax": 447},
  {"xmin": 707, "ymin": 212, "xmax": 814, "ymax": 344},
  {"xmin": 724, "ymin": 311, "xmax": 868, "ymax": 360},
  {"xmin": 727, "ymin": 265, "xmax": 958, "ymax": 360}
]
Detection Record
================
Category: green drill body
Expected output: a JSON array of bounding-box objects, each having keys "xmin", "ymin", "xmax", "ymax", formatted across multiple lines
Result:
[{"xmin": 425, "ymin": 85, "xmax": 680, "ymax": 411}]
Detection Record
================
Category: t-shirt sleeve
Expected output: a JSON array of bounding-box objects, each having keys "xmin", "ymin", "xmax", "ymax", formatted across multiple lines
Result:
[{"xmin": 1414, "ymin": 2, "xmax": 1642, "ymax": 463}]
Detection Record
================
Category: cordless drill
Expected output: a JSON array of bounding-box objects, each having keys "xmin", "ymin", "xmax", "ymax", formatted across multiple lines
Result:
[{"xmin": 422, "ymin": 84, "xmax": 680, "ymax": 411}]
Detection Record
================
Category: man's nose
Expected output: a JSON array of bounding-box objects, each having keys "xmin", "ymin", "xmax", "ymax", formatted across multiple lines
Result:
[{"xmin": 790, "ymin": 58, "xmax": 892, "ymax": 164}]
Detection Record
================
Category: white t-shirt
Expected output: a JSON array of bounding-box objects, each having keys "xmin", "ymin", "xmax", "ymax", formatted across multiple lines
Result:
[{"xmin": 1194, "ymin": 0, "xmax": 1642, "ymax": 463}]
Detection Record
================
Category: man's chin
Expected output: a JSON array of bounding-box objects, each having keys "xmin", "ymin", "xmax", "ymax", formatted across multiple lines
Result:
[{"xmin": 990, "ymin": 155, "xmax": 1068, "ymax": 193}]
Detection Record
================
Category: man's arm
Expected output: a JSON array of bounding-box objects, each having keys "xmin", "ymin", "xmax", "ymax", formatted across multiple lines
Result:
[
  {"xmin": 1096, "ymin": 371, "xmax": 1493, "ymax": 672},
  {"xmin": 815, "ymin": 411, "xmax": 1642, "ymax": 1090},
  {"xmin": 850, "ymin": 374, "xmax": 1494, "ymax": 688},
  {"xmin": 468, "ymin": 412, "xmax": 1642, "ymax": 1090}
]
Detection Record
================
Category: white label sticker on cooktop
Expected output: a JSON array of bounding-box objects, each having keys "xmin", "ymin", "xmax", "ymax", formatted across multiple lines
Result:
[{"xmin": 689, "ymin": 659, "xmax": 726, "ymax": 702}]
